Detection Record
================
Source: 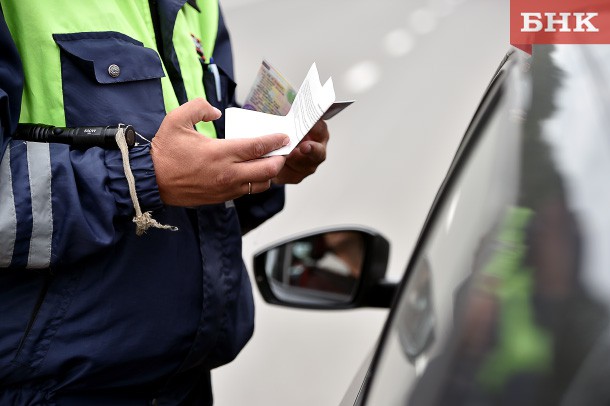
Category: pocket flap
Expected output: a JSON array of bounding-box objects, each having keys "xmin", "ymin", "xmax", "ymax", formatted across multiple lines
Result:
[{"xmin": 53, "ymin": 32, "xmax": 165, "ymax": 84}]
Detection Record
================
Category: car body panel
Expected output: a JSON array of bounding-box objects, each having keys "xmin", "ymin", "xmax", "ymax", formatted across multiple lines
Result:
[{"xmin": 361, "ymin": 44, "xmax": 610, "ymax": 405}]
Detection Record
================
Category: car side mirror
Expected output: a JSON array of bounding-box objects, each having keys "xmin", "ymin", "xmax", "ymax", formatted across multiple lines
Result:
[{"xmin": 253, "ymin": 228, "xmax": 396, "ymax": 309}]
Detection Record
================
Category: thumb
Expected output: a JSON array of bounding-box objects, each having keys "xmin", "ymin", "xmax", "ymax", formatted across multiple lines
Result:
[{"xmin": 170, "ymin": 98, "xmax": 222, "ymax": 127}]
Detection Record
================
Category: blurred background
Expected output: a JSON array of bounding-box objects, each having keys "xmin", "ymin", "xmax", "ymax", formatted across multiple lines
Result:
[{"xmin": 213, "ymin": 0, "xmax": 509, "ymax": 404}]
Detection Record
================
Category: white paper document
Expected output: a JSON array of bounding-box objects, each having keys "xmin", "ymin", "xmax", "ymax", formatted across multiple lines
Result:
[{"xmin": 225, "ymin": 63, "xmax": 353, "ymax": 156}]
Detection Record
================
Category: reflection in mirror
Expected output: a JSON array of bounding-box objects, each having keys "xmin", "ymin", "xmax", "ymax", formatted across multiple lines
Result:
[{"xmin": 264, "ymin": 231, "xmax": 365, "ymax": 306}]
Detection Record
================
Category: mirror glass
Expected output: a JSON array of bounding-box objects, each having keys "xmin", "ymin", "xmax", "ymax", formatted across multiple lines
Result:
[{"xmin": 263, "ymin": 231, "xmax": 366, "ymax": 306}]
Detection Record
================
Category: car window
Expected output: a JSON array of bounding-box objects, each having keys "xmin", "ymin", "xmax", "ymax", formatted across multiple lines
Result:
[{"xmin": 362, "ymin": 45, "xmax": 610, "ymax": 405}]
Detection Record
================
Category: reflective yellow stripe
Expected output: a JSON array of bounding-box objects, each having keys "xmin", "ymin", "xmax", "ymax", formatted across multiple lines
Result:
[{"xmin": 176, "ymin": 1, "xmax": 219, "ymax": 138}]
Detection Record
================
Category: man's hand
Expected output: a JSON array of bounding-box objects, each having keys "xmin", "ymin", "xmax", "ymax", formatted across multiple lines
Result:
[
  {"xmin": 151, "ymin": 98, "xmax": 289, "ymax": 206},
  {"xmin": 273, "ymin": 120, "xmax": 329, "ymax": 184}
]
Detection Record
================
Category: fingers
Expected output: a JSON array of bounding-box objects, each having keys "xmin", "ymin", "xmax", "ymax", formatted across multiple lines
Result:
[
  {"xmin": 238, "ymin": 155, "xmax": 286, "ymax": 183},
  {"xmin": 242, "ymin": 179, "xmax": 273, "ymax": 196},
  {"xmin": 215, "ymin": 154, "xmax": 284, "ymax": 199},
  {"xmin": 273, "ymin": 140, "xmax": 326, "ymax": 184},
  {"xmin": 292, "ymin": 140, "xmax": 327, "ymax": 172},
  {"xmin": 297, "ymin": 140, "xmax": 326, "ymax": 164},
  {"xmin": 304, "ymin": 120, "xmax": 329, "ymax": 144},
  {"xmin": 214, "ymin": 134, "xmax": 289, "ymax": 196},
  {"xmin": 228, "ymin": 134, "xmax": 290, "ymax": 161},
  {"xmin": 170, "ymin": 98, "xmax": 222, "ymax": 127}
]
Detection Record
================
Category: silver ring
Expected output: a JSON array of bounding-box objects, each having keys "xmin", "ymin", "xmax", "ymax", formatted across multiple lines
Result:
[{"xmin": 248, "ymin": 182, "xmax": 252, "ymax": 195}]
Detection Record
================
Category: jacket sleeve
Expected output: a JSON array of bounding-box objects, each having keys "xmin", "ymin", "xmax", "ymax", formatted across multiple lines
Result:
[
  {"xmin": 0, "ymin": 10, "xmax": 163, "ymax": 270},
  {"xmin": 213, "ymin": 6, "xmax": 286, "ymax": 235}
]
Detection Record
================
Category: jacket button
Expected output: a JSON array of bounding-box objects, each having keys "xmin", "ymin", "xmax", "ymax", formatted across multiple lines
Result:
[{"xmin": 108, "ymin": 64, "xmax": 121, "ymax": 78}]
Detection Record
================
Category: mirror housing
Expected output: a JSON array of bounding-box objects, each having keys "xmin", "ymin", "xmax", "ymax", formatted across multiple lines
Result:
[{"xmin": 253, "ymin": 227, "xmax": 395, "ymax": 309}]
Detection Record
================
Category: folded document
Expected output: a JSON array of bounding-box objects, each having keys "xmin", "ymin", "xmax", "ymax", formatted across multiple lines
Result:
[{"xmin": 225, "ymin": 63, "xmax": 353, "ymax": 156}]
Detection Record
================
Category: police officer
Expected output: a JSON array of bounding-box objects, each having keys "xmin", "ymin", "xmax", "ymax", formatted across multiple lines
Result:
[{"xmin": 0, "ymin": 0, "xmax": 329, "ymax": 404}]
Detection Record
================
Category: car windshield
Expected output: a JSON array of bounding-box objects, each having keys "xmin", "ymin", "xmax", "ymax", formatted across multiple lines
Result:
[{"xmin": 363, "ymin": 45, "xmax": 610, "ymax": 405}]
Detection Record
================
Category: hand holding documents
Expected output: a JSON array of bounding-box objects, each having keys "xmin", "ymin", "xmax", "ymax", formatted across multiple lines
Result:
[{"xmin": 225, "ymin": 62, "xmax": 354, "ymax": 156}]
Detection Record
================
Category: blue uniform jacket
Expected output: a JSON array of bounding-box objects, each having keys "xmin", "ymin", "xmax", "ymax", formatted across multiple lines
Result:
[{"xmin": 0, "ymin": 2, "xmax": 284, "ymax": 404}]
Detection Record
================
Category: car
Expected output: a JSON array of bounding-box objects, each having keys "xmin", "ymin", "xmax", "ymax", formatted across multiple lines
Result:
[
  {"xmin": 214, "ymin": 1, "xmax": 508, "ymax": 404},
  {"xmin": 250, "ymin": 44, "xmax": 610, "ymax": 405}
]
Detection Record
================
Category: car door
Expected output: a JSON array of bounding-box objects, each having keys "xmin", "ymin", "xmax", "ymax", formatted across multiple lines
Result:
[{"xmin": 361, "ymin": 45, "xmax": 610, "ymax": 405}]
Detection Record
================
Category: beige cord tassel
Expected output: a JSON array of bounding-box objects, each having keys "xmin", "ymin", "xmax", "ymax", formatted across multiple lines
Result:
[{"xmin": 115, "ymin": 126, "xmax": 178, "ymax": 236}]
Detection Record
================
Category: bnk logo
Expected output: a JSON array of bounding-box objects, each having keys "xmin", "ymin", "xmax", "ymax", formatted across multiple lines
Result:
[
  {"xmin": 522, "ymin": 12, "xmax": 599, "ymax": 32},
  {"xmin": 510, "ymin": 0, "xmax": 610, "ymax": 53}
]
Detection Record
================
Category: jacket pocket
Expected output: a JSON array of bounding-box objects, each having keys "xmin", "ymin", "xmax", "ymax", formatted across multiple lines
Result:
[
  {"xmin": 53, "ymin": 31, "xmax": 166, "ymax": 139},
  {"xmin": 1, "ymin": 269, "xmax": 79, "ymax": 383}
]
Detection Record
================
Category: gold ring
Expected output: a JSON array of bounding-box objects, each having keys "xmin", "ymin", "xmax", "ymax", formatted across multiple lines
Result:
[{"xmin": 248, "ymin": 182, "xmax": 252, "ymax": 195}]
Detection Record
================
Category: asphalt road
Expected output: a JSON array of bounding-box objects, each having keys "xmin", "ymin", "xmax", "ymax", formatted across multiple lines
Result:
[{"xmin": 213, "ymin": 0, "xmax": 509, "ymax": 404}]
